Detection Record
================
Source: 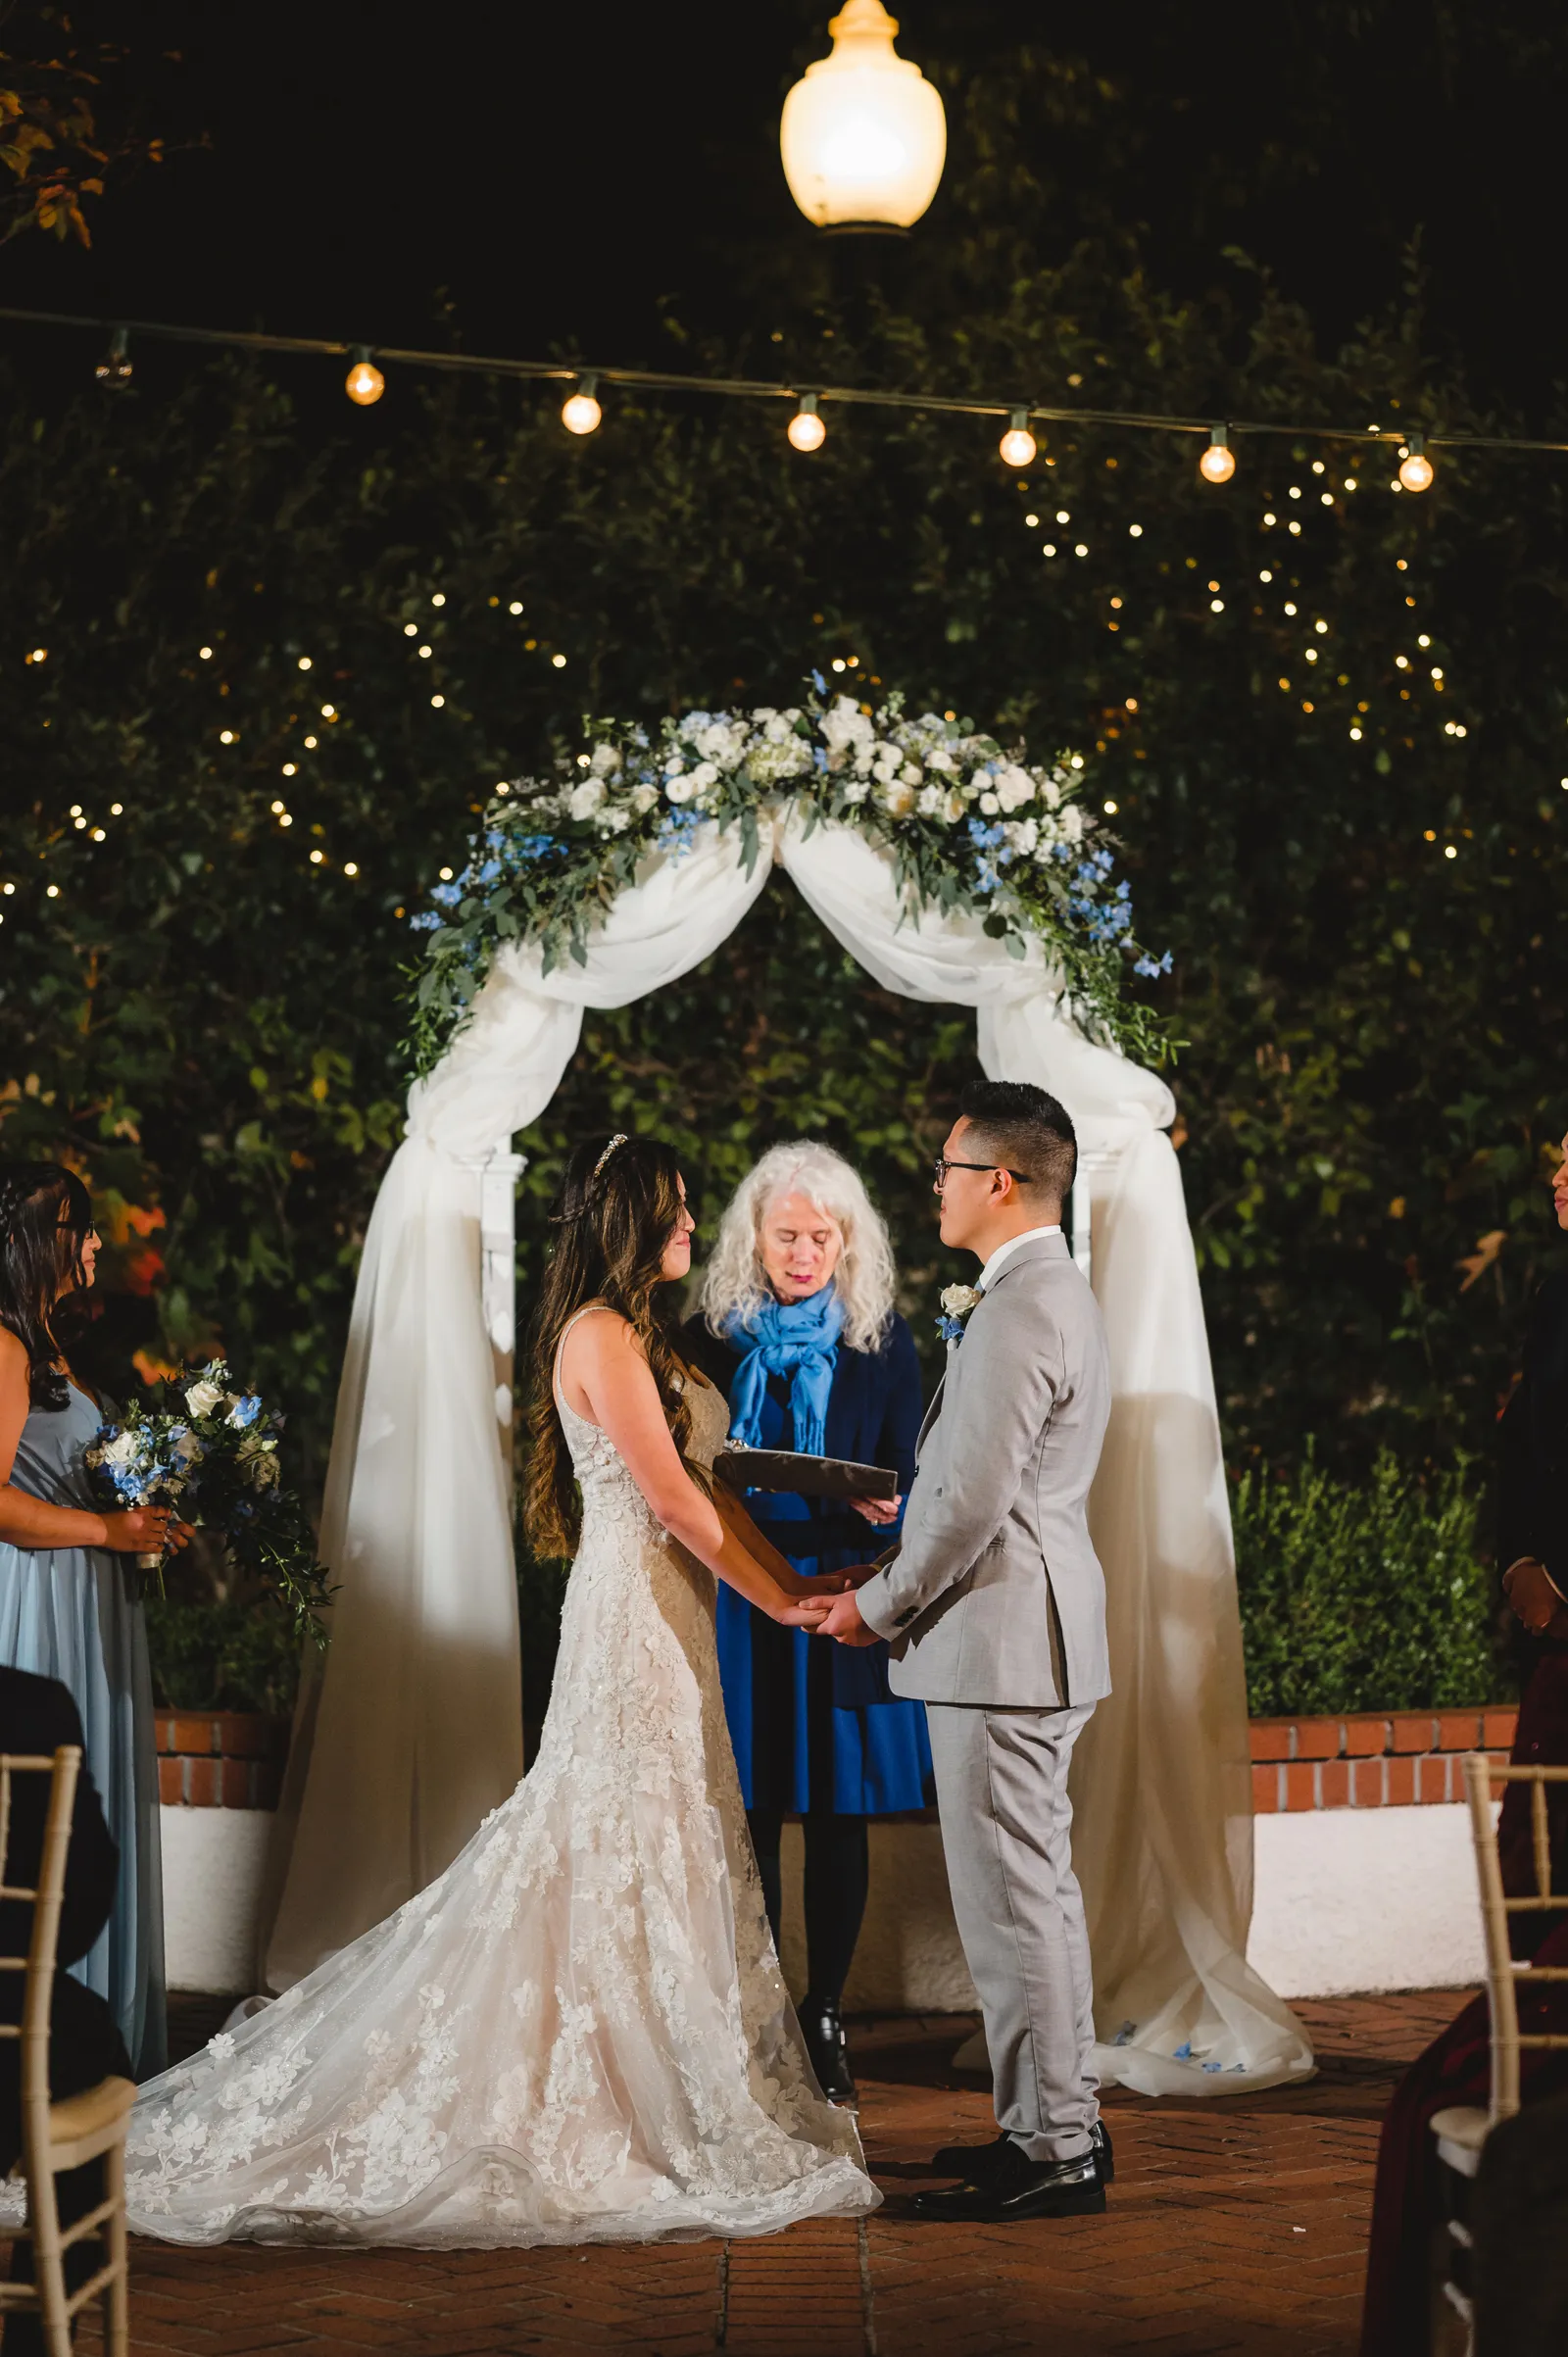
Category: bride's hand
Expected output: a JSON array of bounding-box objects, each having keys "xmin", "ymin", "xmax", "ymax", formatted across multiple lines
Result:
[{"xmin": 775, "ymin": 1596, "xmax": 833, "ymax": 1629}]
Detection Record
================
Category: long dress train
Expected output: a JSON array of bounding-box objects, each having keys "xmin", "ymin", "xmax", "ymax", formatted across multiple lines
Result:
[{"xmin": 122, "ymin": 1327, "xmax": 877, "ymax": 2245}]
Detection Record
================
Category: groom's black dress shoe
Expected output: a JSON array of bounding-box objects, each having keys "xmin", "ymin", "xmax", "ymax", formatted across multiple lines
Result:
[
  {"xmin": 929, "ymin": 2119, "xmax": 1114, "ymax": 2185},
  {"xmin": 913, "ymin": 2138, "xmax": 1105, "ymax": 2222},
  {"xmin": 801, "ymin": 1997, "xmax": 857, "ymax": 2104}
]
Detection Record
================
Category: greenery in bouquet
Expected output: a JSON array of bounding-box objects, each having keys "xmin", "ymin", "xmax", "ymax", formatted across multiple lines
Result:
[
  {"xmin": 405, "ymin": 684, "xmax": 1170, "ymax": 1078},
  {"xmin": 85, "ymin": 1358, "xmax": 333, "ymax": 1639}
]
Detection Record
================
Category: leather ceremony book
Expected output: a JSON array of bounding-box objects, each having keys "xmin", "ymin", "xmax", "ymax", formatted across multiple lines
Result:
[{"xmin": 712, "ymin": 1445, "xmax": 898, "ymax": 1501}]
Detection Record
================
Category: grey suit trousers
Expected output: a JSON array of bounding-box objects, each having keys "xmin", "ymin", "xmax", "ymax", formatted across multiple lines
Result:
[{"xmin": 926, "ymin": 1700, "xmax": 1099, "ymax": 2164}]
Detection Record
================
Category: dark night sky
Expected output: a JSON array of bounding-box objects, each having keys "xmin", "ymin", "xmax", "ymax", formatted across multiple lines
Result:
[{"xmin": 4, "ymin": 3, "xmax": 1566, "ymax": 417}]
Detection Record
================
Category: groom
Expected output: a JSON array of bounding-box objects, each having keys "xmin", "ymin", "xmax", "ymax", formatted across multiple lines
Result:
[{"xmin": 819, "ymin": 1078, "xmax": 1112, "ymax": 2222}]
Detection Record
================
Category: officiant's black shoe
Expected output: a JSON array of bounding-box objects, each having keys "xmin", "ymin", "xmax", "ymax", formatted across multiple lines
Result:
[
  {"xmin": 913, "ymin": 2140, "xmax": 1105, "ymax": 2223},
  {"xmin": 930, "ymin": 2120, "xmax": 1114, "ymax": 2185},
  {"xmin": 801, "ymin": 1997, "xmax": 857, "ymax": 2104}
]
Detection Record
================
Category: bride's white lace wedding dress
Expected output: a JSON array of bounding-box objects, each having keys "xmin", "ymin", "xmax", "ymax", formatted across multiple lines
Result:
[{"xmin": 122, "ymin": 1315, "xmax": 878, "ymax": 2246}]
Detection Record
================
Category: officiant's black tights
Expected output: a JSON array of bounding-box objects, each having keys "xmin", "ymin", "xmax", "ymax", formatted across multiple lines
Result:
[{"xmin": 747, "ymin": 1810, "xmax": 870, "ymax": 2007}]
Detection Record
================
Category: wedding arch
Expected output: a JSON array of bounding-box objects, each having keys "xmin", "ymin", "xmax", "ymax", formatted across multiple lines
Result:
[{"xmin": 263, "ymin": 689, "xmax": 1313, "ymax": 2096}]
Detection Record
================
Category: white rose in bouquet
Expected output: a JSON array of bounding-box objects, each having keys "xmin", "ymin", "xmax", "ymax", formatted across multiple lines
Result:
[
  {"xmin": 879, "ymin": 778, "xmax": 916, "ymax": 817},
  {"xmin": 820, "ymin": 696, "xmax": 874, "ymax": 762},
  {"xmin": 996, "ymin": 764, "xmax": 1037, "ymax": 812},
  {"xmin": 630, "ymin": 782, "xmax": 660, "ymax": 815},
  {"xmin": 185, "ymin": 1378, "xmax": 224, "ymax": 1420},
  {"xmin": 566, "ymin": 778, "xmax": 605, "ymax": 819},
  {"xmin": 588, "ymin": 740, "xmax": 621, "ymax": 777}
]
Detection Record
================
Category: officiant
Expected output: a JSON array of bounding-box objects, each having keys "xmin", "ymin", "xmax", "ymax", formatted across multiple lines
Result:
[{"xmin": 683, "ymin": 1142, "xmax": 930, "ymax": 2101}]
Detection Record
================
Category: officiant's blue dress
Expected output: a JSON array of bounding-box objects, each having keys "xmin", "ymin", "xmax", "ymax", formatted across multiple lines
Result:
[
  {"xmin": 684, "ymin": 1311, "xmax": 932, "ymax": 1817},
  {"xmin": 0, "ymin": 1383, "xmax": 167, "ymax": 2078}
]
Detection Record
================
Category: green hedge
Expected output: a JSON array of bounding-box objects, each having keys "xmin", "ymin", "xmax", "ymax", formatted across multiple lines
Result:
[
  {"xmin": 1233, "ymin": 1448, "xmax": 1510, "ymax": 1718},
  {"xmin": 145, "ymin": 1452, "xmax": 1512, "ymax": 1723}
]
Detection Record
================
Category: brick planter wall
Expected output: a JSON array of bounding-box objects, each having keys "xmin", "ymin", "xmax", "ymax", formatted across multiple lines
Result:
[
  {"xmin": 1250, "ymin": 1707, "xmax": 1518, "ymax": 1812},
  {"xmin": 155, "ymin": 1711, "xmax": 289, "ymax": 1808}
]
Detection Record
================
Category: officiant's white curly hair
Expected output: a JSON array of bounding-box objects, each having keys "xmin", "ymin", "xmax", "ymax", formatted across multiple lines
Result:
[{"xmin": 701, "ymin": 1142, "xmax": 897, "ymax": 1354}]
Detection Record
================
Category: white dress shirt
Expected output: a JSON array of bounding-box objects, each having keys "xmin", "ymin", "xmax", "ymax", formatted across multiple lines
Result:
[{"xmin": 976, "ymin": 1223, "xmax": 1063, "ymax": 1293}]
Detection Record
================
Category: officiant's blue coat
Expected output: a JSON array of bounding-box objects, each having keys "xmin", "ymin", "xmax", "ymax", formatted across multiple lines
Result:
[{"xmin": 684, "ymin": 1313, "xmax": 933, "ymax": 1817}]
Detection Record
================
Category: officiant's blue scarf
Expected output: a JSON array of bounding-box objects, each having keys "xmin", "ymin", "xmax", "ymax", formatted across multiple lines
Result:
[{"xmin": 723, "ymin": 1283, "xmax": 846, "ymax": 1457}]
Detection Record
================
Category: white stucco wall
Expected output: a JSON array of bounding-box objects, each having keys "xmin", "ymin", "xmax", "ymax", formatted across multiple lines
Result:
[{"xmin": 163, "ymin": 1800, "xmax": 1487, "ymax": 2002}]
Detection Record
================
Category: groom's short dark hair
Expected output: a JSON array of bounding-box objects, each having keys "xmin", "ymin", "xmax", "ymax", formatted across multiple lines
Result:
[{"xmin": 958, "ymin": 1079, "xmax": 1077, "ymax": 1207}]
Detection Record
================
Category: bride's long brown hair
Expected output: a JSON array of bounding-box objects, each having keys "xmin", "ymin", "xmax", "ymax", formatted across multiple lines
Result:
[{"xmin": 522, "ymin": 1134, "xmax": 693, "ymax": 1559}]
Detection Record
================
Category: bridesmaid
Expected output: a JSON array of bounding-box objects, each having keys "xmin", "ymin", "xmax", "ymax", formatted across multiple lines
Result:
[
  {"xmin": 684, "ymin": 1142, "xmax": 931, "ymax": 2101},
  {"xmin": 0, "ymin": 1162, "xmax": 182, "ymax": 2077}
]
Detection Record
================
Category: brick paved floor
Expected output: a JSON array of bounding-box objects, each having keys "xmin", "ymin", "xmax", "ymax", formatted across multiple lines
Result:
[{"xmin": 29, "ymin": 1989, "xmax": 1468, "ymax": 2357}]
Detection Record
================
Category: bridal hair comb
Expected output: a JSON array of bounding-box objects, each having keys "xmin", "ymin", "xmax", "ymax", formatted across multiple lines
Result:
[{"xmin": 549, "ymin": 1134, "xmax": 630, "ymax": 1223}]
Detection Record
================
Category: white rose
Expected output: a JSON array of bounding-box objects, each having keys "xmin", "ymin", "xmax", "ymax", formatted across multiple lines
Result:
[
  {"xmin": 663, "ymin": 775, "xmax": 697, "ymax": 805},
  {"xmin": 630, "ymin": 782, "xmax": 659, "ymax": 815},
  {"xmin": 566, "ymin": 778, "xmax": 605, "ymax": 819},
  {"xmin": 1040, "ymin": 773, "xmax": 1063, "ymax": 810},
  {"xmin": 916, "ymin": 784, "xmax": 945, "ymax": 817},
  {"xmin": 943, "ymin": 790, "xmax": 966, "ymax": 824},
  {"xmin": 98, "ymin": 1429, "xmax": 139, "ymax": 1469},
  {"xmin": 750, "ymin": 706, "xmax": 777, "ymax": 726},
  {"xmin": 996, "ymin": 763, "xmax": 1036, "ymax": 812},
  {"xmin": 1060, "ymin": 804, "xmax": 1086, "ymax": 843},
  {"xmin": 694, "ymin": 721, "xmax": 745, "ymax": 770},
  {"xmin": 925, "ymin": 749, "xmax": 954, "ymax": 774},
  {"xmin": 1004, "ymin": 817, "xmax": 1040, "ymax": 857},
  {"xmin": 689, "ymin": 761, "xmax": 719, "ymax": 790},
  {"xmin": 598, "ymin": 807, "xmax": 630, "ymax": 834},
  {"xmin": 841, "ymin": 778, "xmax": 870, "ymax": 805},
  {"xmin": 979, "ymin": 791, "xmax": 1001, "ymax": 814},
  {"xmin": 588, "ymin": 741, "xmax": 621, "ymax": 777},
  {"xmin": 940, "ymin": 1284, "xmax": 984, "ymax": 1317},
  {"xmin": 185, "ymin": 1379, "xmax": 223, "ymax": 1420},
  {"xmin": 879, "ymin": 779, "xmax": 916, "ymax": 818},
  {"xmin": 900, "ymin": 761, "xmax": 922, "ymax": 787},
  {"xmin": 820, "ymin": 696, "xmax": 874, "ymax": 758}
]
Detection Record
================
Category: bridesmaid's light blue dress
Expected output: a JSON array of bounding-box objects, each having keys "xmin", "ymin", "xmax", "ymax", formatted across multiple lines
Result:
[{"xmin": 0, "ymin": 1381, "xmax": 167, "ymax": 2077}]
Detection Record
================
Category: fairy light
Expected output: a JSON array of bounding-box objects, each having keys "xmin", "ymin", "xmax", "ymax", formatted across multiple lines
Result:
[
  {"xmin": 508, "ymin": 601, "xmax": 523, "ymax": 614},
  {"xmin": 1398, "ymin": 435, "xmax": 1434, "ymax": 492},
  {"xmin": 26, "ymin": 647, "xmax": 47, "ymax": 664},
  {"xmin": 220, "ymin": 729, "xmax": 235, "ymax": 744},
  {"xmin": 431, "ymin": 694, "xmax": 445, "ymax": 708},
  {"xmin": 281, "ymin": 761, "xmax": 297, "ymax": 776},
  {"xmin": 199, "ymin": 645, "xmax": 213, "ymax": 660},
  {"xmin": 343, "ymin": 860, "xmax": 359, "ymax": 876},
  {"xmin": 1444, "ymin": 843, "xmax": 1457, "ymax": 859},
  {"xmin": 110, "ymin": 802, "xmax": 122, "ymax": 814},
  {"xmin": 1199, "ymin": 426, "xmax": 1235, "ymax": 484},
  {"xmin": 45, "ymin": 884, "xmax": 59, "ymax": 897},
  {"xmin": 418, "ymin": 644, "xmax": 432, "ymax": 658},
  {"xmin": 404, "ymin": 623, "xmax": 417, "ymax": 637},
  {"xmin": 303, "ymin": 734, "xmax": 318, "ymax": 748},
  {"xmin": 787, "ymin": 393, "xmax": 825, "ymax": 452},
  {"xmin": 270, "ymin": 799, "xmax": 286, "ymax": 813},
  {"xmin": 561, "ymin": 374, "xmax": 602, "ymax": 435},
  {"xmin": 999, "ymin": 408, "xmax": 1037, "ymax": 467},
  {"xmin": 431, "ymin": 594, "xmax": 446, "ymax": 608},
  {"xmin": 438, "ymin": 865, "xmax": 454, "ymax": 880},
  {"xmin": 1128, "ymin": 524, "xmax": 1143, "ymax": 537},
  {"xmin": 298, "ymin": 657, "xmax": 312, "ymax": 671},
  {"xmin": 320, "ymin": 704, "xmax": 336, "ymax": 718},
  {"xmin": 310, "ymin": 849, "xmax": 324, "ymax": 863},
  {"xmin": 552, "ymin": 653, "xmax": 567, "ymax": 667},
  {"xmin": 1103, "ymin": 798, "xmax": 1119, "ymax": 813},
  {"xmin": 90, "ymin": 827, "xmax": 105, "ymax": 840},
  {"xmin": 345, "ymin": 348, "xmax": 384, "ymax": 406}
]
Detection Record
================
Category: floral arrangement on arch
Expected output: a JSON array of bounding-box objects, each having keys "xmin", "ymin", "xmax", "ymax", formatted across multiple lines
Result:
[{"xmin": 406, "ymin": 682, "xmax": 1170, "ymax": 1075}]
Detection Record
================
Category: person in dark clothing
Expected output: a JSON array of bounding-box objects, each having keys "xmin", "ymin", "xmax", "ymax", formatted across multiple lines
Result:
[
  {"xmin": 1359, "ymin": 1135, "xmax": 1568, "ymax": 2354},
  {"xmin": 685, "ymin": 1142, "xmax": 930, "ymax": 2102},
  {"xmin": 0, "ymin": 1664, "xmax": 130, "ymax": 2354}
]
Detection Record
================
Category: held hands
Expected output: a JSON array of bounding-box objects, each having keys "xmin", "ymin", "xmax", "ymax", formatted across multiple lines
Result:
[{"xmin": 816, "ymin": 1588, "xmax": 882, "ymax": 1647}]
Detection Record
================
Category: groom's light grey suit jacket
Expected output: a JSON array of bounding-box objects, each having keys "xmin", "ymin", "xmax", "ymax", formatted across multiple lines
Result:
[{"xmin": 855, "ymin": 1232, "xmax": 1112, "ymax": 1708}]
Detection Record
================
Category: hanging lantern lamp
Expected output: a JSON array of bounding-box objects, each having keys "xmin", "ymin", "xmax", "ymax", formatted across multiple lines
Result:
[{"xmin": 780, "ymin": 1, "xmax": 947, "ymax": 233}]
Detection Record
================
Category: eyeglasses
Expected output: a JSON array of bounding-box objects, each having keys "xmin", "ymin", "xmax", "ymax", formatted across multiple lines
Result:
[{"xmin": 932, "ymin": 1157, "xmax": 1033, "ymax": 1190}]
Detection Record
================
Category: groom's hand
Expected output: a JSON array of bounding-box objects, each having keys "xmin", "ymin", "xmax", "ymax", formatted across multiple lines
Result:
[{"xmin": 818, "ymin": 1589, "xmax": 881, "ymax": 1646}]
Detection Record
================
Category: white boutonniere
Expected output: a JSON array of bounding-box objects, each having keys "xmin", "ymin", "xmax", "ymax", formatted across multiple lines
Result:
[{"xmin": 936, "ymin": 1283, "xmax": 984, "ymax": 1344}]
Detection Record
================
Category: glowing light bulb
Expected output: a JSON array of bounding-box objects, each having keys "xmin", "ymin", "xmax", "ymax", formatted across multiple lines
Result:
[
  {"xmin": 562, "ymin": 374, "xmax": 602, "ymax": 435},
  {"xmin": 999, "ymin": 409, "xmax": 1036, "ymax": 467},
  {"xmin": 780, "ymin": 0, "xmax": 947, "ymax": 230},
  {"xmin": 788, "ymin": 393, "xmax": 826, "ymax": 452},
  {"xmin": 345, "ymin": 349, "xmax": 385, "ymax": 406},
  {"xmin": 1199, "ymin": 426, "xmax": 1235, "ymax": 484},
  {"xmin": 1398, "ymin": 435, "xmax": 1434, "ymax": 493}
]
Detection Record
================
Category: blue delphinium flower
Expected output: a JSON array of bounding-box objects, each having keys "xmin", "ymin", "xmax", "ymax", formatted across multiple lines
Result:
[
  {"xmin": 968, "ymin": 817, "xmax": 1006, "ymax": 852},
  {"xmin": 430, "ymin": 882, "xmax": 463, "ymax": 908},
  {"xmin": 408, "ymin": 910, "xmax": 443, "ymax": 931},
  {"xmin": 228, "ymin": 1395, "xmax": 263, "ymax": 1430}
]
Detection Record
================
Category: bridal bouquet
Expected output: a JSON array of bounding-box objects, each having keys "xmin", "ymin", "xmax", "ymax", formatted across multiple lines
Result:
[{"xmin": 86, "ymin": 1359, "xmax": 334, "ymax": 1638}]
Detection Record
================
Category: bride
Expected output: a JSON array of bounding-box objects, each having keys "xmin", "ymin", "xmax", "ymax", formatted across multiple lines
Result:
[{"xmin": 123, "ymin": 1133, "xmax": 879, "ymax": 2246}]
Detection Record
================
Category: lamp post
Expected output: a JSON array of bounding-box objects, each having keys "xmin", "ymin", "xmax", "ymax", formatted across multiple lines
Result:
[{"xmin": 780, "ymin": 1, "xmax": 946, "ymax": 235}]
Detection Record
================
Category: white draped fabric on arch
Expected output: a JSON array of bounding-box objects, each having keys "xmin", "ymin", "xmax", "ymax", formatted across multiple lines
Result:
[{"xmin": 263, "ymin": 803, "xmax": 1313, "ymax": 2096}]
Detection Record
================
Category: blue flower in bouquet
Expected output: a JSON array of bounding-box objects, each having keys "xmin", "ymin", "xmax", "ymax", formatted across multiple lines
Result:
[{"xmin": 227, "ymin": 1395, "xmax": 263, "ymax": 1431}]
